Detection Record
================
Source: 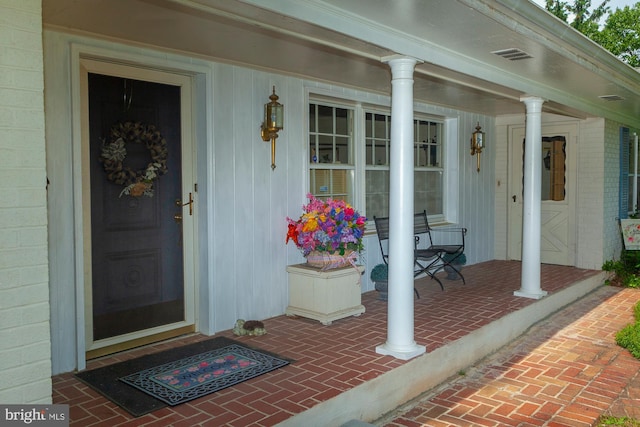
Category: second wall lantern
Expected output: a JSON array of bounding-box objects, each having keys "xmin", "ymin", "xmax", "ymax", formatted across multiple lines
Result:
[
  {"xmin": 470, "ymin": 122, "xmax": 485, "ymax": 172},
  {"xmin": 260, "ymin": 86, "xmax": 284, "ymax": 170}
]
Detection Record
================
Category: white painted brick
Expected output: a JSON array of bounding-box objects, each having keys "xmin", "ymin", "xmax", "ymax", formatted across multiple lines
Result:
[
  {"xmin": 0, "ymin": 229, "xmax": 18, "ymax": 249},
  {"xmin": 0, "ymin": 361, "xmax": 52, "ymax": 395},
  {"xmin": 0, "ymin": 46, "xmax": 43, "ymax": 70},
  {"xmin": 0, "ymin": 130, "xmax": 45, "ymax": 152},
  {"xmin": 22, "ymin": 342, "xmax": 52, "ymax": 364},
  {"xmin": 0, "ymin": 3, "xmax": 40, "ymax": 33},
  {"xmin": 0, "ymin": 87, "xmax": 43, "ymax": 109},
  {"xmin": 0, "ymin": 348, "xmax": 21, "ymax": 370},
  {"xmin": 0, "ymin": 282, "xmax": 49, "ymax": 310},
  {"xmin": 19, "ymin": 265, "xmax": 48, "ymax": 286},
  {"xmin": 0, "ymin": 322, "xmax": 50, "ymax": 350},
  {"xmin": 0, "ymin": 268, "xmax": 20, "ymax": 290},
  {"xmin": 0, "ymin": 4, "xmax": 49, "ymax": 404},
  {"xmin": 0, "ymin": 208, "xmax": 47, "ymax": 228},
  {"xmin": 0, "ymin": 148, "xmax": 46, "ymax": 169},
  {"xmin": 18, "ymin": 227, "xmax": 47, "ymax": 247},
  {"xmin": 19, "ymin": 378, "xmax": 53, "ymax": 404},
  {"xmin": 0, "ymin": 306, "xmax": 21, "ymax": 329}
]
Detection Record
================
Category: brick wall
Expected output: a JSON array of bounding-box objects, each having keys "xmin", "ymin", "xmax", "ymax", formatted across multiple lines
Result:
[{"xmin": 0, "ymin": 0, "xmax": 52, "ymax": 404}]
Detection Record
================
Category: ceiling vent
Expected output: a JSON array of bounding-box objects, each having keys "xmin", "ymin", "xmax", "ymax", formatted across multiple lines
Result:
[
  {"xmin": 492, "ymin": 48, "xmax": 533, "ymax": 61},
  {"xmin": 599, "ymin": 94, "xmax": 625, "ymax": 101}
]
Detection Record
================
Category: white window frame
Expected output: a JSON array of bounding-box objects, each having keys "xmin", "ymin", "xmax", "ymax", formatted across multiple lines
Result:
[{"xmin": 305, "ymin": 88, "xmax": 458, "ymax": 225}]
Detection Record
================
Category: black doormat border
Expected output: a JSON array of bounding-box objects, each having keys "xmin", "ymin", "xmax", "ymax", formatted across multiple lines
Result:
[{"xmin": 75, "ymin": 336, "xmax": 292, "ymax": 417}]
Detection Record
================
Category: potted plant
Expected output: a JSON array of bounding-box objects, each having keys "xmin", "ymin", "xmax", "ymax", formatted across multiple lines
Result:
[
  {"xmin": 370, "ymin": 264, "xmax": 389, "ymax": 300},
  {"xmin": 284, "ymin": 194, "xmax": 368, "ymax": 324},
  {"xmin": 442, "ymin": 252, "xmax": 466, "ymax": 280},
  {"xmin": 286, "ymin": 194, "xmax": 367, "ymax": 269}
]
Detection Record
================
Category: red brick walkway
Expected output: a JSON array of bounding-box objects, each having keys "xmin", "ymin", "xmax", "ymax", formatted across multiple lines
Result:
[{"xmin": 379, "ymin": 286, "xmax": 640, "ymax": 427}]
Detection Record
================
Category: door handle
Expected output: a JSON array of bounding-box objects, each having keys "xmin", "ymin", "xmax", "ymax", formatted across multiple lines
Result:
[{"xmin": 175, "ymin": 192, "xmax": 194, "ymax": 216}]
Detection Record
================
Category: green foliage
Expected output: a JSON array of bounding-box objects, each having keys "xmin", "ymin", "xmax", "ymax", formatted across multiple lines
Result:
[
  {"xmin": 443, "ymin": 252, "xmax": 466, "ymax": 265},
  {"xmin": 602, "ymin": 250, "xmax": 640, "ymax": 288},
  {"xmin": 543, "ymin": 0, "xmax": 640, "ymax": 67},
  {"xmin": 596, "ymin": 416, "xmax": 640, "ymax": 426},
  {"xmin": 616, "ymin": 301, "xmax": 640, "ymax": 360},
  {"xmin": 616, "ymin": 323, "xmax": 640, "ymax": 359},
  {"xmin": 370, "ymin": 264, "xmax": 388, "ymax": 281},
  {"xmin": 545, "ymin": 0, "xmax": 610, "ymax": 37},
  {"xmin": 598, "ymin": 4, "xmax": 640, "ymax": 67}
]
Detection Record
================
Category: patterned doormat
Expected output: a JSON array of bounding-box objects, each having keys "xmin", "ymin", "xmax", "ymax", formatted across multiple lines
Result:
[
  {"xmin": 75, "ymin": 337, "xmax": 291, "ymax": 417},
  {"xmin": 120, "ymin": 344, "xmax": 290, "ymax": 406}
]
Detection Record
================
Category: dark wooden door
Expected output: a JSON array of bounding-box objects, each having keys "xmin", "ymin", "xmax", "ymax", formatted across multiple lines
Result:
[{"xmin": 88, "ymin": 73, "xmax": 185, "ymax": 341}]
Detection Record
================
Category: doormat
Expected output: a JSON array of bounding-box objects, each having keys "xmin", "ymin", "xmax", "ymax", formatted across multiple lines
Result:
[{"xmin": 75, "ymin": 337, "xmax": 291, "ymax": 417}]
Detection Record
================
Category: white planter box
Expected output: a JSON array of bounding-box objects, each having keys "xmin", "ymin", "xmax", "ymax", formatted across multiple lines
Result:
[{"xmin": 286, "ymin": 263, "xmax": 365, "ymax": 325}]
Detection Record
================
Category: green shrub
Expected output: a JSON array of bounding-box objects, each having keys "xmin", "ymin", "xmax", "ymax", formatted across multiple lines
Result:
[
  {"xmin": 616, "ymin": 324, "xmax": 640, "ymax": 359},
  {"xmin": 616, "ymin": 302, "xmax": 640, "ymax": 360},
  {"xmin": 602, "ymin": 250, "xmax": 640, "ymax": 288},
  {"xmin": 370, "ymin": 264, "xmax": 388, "ymax": 281},
  {"xmin": 442, "ymin": 252, "xmax": 466, "ymax": 265}
]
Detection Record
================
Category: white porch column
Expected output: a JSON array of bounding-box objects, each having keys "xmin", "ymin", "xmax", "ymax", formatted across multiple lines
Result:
[
  {"xmin": 515, "ymin": 96, "xmax": 548, "ymax": 299},
  {"xmin": 376, "ymin": 56, "xmax": 426, "ymax": 360}
]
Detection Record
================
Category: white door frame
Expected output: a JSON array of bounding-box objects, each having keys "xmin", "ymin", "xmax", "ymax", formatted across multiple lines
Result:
[
  {"xmin": 71, "ymin": 51, "xmax": 201, "ymax": 367},
  {"xmin": 507, "ymin": 121, "xmax": 578, "ymax": 265}
]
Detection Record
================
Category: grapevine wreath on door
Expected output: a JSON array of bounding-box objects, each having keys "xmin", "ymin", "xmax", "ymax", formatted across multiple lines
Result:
[{"xmin": 100, "ymin": 121, "xmax": 168, "ymax": 197}]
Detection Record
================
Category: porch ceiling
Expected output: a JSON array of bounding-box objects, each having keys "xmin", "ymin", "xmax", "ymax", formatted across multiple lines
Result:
[{"xmin": 42, "ymin": 0, "xmax": 640, "ymax": 126}]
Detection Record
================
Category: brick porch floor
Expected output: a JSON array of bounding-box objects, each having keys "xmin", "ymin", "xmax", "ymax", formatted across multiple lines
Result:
[
  {"xmin": 52, "ymin": 260, "xmax": 631, "ymax": 426},
  {"xmin": 380, "ymin": 280, "xmax": 640, "ymax": 427}
]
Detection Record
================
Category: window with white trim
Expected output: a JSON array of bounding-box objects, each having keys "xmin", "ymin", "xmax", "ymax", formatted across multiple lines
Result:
[{"xmin": 309, "ymin": 98, "xmax": 446, "ymax": 221}]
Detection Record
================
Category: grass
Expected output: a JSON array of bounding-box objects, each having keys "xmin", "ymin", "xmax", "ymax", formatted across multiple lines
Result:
[
  {"xmin": 599, "ymin": 250, "xmax": 640, "ymax": 426},
  {"xmin": 596, "ymin": 416, "xmax": 640, "ymax": 426}
]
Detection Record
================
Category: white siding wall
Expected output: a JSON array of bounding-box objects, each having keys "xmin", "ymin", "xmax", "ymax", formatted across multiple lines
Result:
[
  {"xmin": 44, "ymin": 30, "xmax": 495, "ymax": 373},
  {"xmin": 0, "ymin": 0, "xmax": 52, "ymax": 403},
  {"xmin": 577, "ymin": 118, "xmax": 607, "ymax": 269}
]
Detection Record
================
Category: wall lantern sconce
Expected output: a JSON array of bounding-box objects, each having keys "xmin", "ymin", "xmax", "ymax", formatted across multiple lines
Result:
[
  {"xmin": 260, "ymin": 86, "xmax": 284, "ymax": 170},
  {"xmin": 470, "ymin": 122, "xmax": 485, "ymax": 172}
]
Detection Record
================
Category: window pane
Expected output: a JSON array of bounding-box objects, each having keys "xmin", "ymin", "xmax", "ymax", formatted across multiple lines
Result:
[
  {"xmin": 541, "ymin": 137, "xmax": 565, "ymax": 201},
  {"xmin": 365, "ymin": 112, "xmax": 390, "ymax": 166},
  {"xmin": 336, "ymin": 108, "xmax": 349, "ymax": 134},
  {"xmin": 336, "ymin": 136, "xmax": 350, "ymax": 164},
  {"xmin": 310, "ymin": 168, "xmax": 353, "ymax": 204},
  {"xmin": 415, "ymin": 119, "xmax": 441, "ymax": 167},
  {"xmin": 317, "ymin": 105, "xmax": 334, "ymax": 133},
  {"xmin": 365, "ymin": 169, "xmax": 390, "ymax": 218},
  {"xmin": 318, "ymin": 135, "xmax": 333, "ymax": 163},
  {"xmin": 415, "ymin": 170, "xmax": 443, "ymax": 216}
]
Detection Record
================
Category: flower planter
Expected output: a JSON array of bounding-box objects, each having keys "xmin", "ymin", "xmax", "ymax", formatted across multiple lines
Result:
[
  {"xmin": 374, "ymin": 280, "xmax": 388, "ymax": 301},
  {"xmin": 444, "ymin": 264, "xmax": 463, "ymax": 280},
  {"xmin": 286, "ymin": 263, "xmax": 365, "ymax": 325}
]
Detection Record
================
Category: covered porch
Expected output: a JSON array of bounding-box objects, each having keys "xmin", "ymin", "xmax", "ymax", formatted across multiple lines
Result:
[{"xmin": 52, "ymin": 261, "xmax": 605, "ymax": 426}]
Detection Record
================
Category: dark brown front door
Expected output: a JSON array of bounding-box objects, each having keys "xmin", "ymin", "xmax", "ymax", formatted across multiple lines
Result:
[{"xmin": 88, "ymin": 73, "xmax": 185, "ymax": 344}]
